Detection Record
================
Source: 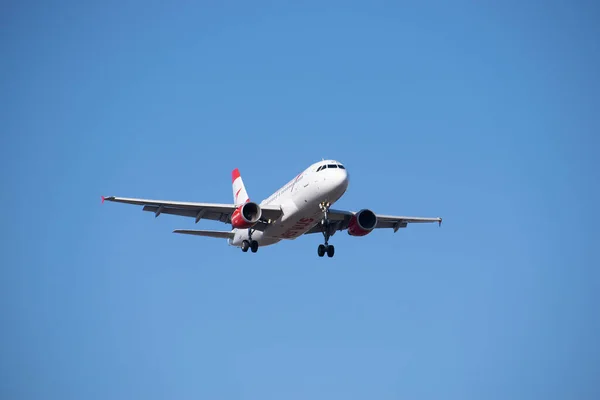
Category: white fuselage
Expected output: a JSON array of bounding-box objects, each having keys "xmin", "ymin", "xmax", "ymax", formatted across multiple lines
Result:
[{"xmin": 229, "ymin": 160, "xmax": 349, "ymax": 247}]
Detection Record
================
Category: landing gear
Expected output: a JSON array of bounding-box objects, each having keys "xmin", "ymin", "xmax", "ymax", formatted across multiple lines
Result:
[
  {"xmin": 317, "ymin": 202, "xmax": 336, "ymax": 258},
  {"xmin": 317, "ymin": 244, "xmax": 335, "ymax": 258},
  {"xmin": 241, "ymin": 240, "xmax": 250, "ymax": 252},
  {"xmin": 241, "ymin": 228, "xmax": 259, "ymax": 253},
  {"xmin": 318, "ymin": 244, "xmax": 325, "ymax": 257}
]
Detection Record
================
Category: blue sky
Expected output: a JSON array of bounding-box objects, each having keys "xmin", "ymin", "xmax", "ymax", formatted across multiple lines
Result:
[{"xmin": 1, "ymin": 1, "xmax": 598, "ymax": 399}]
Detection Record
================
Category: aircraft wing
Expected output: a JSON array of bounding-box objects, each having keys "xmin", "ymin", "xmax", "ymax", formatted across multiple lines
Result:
[
  {"xmin": 173, "ymin": 229, "xmax": 234, "ymax": 239},
  {"xmin": 101, "ymin": 196, "xmax": 282, "ymax": 230},
  {"xmin": 304, "ymin": 208, "xmax": 442, "ymax": 235}
]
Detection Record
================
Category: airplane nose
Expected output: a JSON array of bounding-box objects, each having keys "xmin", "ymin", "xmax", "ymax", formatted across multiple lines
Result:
[
  {"xmin": 319, "ymin": 166, "xmax": 349, "ymax": 201},
  {"xmin": 338, "ymin": 168, "xmax": 349, "ymax": 190}
]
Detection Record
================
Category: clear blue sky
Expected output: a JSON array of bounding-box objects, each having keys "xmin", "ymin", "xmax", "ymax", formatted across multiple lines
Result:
[{"xmin": 1, "ymin": 1, "xmax": 598, "ymax": 399}]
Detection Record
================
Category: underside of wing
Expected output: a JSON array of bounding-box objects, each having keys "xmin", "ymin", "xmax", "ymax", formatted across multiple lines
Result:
[
  {"xmin": 303, "ymin": 208, "xmax": 442, "ymax": 235},
  {"xmin": 102, "ymin": 196, "xmax": 282, "ymax": 231},
  {"xmin": 141, "ymin": 205, "xmax": 232, "ymax": 223},
  {"xmin": 173, "ymin": 229, "xmax": 234, "ymax": 239},
  {"xmin": 375, "ymin": 214, "xmax": 443, "ymax": 231}
]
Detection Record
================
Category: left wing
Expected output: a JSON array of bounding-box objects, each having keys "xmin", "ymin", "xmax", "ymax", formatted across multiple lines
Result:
[
  {"xmin": 173, "ymin": 229, "xmax": 234, "ymax": 239},
  {"xmin": 101, "ymin": 196, "xmax": 282, "ymax": 230},
  {"xmin": 305, "ymin": 208, "xmax": 442, "ymax": 235}
]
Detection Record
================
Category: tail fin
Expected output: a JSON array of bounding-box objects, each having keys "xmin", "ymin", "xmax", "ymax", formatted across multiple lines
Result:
[{"xmin": 232, "ymin": 168, "xmax": 250, "ymax": 205}]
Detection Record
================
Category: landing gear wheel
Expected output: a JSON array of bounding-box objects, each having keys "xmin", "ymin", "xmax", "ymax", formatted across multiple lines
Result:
[
  {"xmin": 327, "ymin": 245, "xmax": 335, "ymax": 258},
  {"xmin": 241, "ymin": 240, "xmax": 250, "ymax": 252},
  {"xmin": 318, "ymin": 244, "xmax": 326, "ymax": 257},
  {"xmin": 250, "ymin": 240, "xmax": 259, "ymax": 253}
]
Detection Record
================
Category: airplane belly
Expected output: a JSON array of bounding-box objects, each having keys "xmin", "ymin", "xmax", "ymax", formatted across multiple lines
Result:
[{"xmin": 265, "ymin": 206, "xmax": 323, "ymax": 239}]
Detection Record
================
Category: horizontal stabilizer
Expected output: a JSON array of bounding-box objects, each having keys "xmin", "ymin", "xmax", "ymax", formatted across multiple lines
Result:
[{"xmin": 173, "ymin": 229, "xmax": 234, "ymax": 239}]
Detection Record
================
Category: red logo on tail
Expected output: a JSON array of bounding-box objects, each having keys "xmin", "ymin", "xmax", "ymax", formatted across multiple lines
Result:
[{"xmin": 232, "ymin": 168, "xmax": 241, "ymax": 183}]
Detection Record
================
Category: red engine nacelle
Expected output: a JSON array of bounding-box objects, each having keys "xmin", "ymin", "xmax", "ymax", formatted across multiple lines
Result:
[
  {"xmin": 348, "ymin": 209, "xmax": 378, "ymax": 236},
  {"xmin": 231, "ymin": 201, "xmax": 262, "ymax": 229}
]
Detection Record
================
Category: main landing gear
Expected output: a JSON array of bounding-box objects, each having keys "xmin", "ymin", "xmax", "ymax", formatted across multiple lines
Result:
[
  {"xmin": 317, "ymin": 202, "xmax": 335, "ymax": 258},
  {"xmin": 241, "ymin": 228, "xmax": 259, "ymax": 253}
]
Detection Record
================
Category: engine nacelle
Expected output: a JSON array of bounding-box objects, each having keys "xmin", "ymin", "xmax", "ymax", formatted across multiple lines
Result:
[
  {"xmin": 347, "ymin": 209, "xmax": 377, "ymax": 236},
  {"xmin": 231, "ymin": 201, "xmax": 262, "ymax": 229}
]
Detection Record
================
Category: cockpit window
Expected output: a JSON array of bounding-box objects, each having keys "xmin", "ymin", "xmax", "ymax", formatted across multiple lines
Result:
[{"xmin": 318, "ymin": 163, "xmax": 344, "ymax": 171}]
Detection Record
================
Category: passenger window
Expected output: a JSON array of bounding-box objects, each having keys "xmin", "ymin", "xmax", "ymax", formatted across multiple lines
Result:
[{"xmin": 327, "ymin": 164, "xmax": 337, "ymax": 168}]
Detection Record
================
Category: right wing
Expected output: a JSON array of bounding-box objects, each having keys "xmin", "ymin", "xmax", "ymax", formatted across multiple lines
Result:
[
  {"xmin": 102, "ymin": 196, "xmax": 282, "ymax": 230},
  {"xmin": 372, "ymin": 214, "xmax": 442, "ymax": 231}
]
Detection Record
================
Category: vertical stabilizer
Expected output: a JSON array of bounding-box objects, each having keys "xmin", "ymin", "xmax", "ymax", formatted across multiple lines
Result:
[{"xmin": 232, "ymin": 168, "xmax": 250, "ymax": 205}]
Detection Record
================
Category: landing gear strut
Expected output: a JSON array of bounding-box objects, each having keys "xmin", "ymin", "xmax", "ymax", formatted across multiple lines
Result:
[
  {"xmin": 241, "ymin": 228, "xmax": 259, "ymax": 253},
  {"xmin": 317, "ymin": 202, "xmax": 335, "ymax": 258}
]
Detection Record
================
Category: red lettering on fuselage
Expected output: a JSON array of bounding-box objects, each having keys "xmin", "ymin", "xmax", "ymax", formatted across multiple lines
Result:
[{"xmin": 280, "ymin": 217, "xmax": 315, "ymax": 238}]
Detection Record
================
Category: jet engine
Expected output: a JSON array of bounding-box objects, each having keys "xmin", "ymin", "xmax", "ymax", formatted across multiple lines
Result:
[
  {"xmin": 231, "ymin": 201, "xmax": 262, "ymax": 229},
  {"xmin": 347, "ymin": 209, "xmax": 377, "ymax": 236}
]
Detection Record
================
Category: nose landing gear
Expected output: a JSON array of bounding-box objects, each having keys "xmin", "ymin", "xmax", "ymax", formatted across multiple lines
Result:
[{"xmin": 317, "ymin": 202, "xmax": 335, "ymax": 258}]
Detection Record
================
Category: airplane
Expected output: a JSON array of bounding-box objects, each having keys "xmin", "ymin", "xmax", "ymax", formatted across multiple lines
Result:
[{"xmin": 102, "ymin": 159, "xmax": 442, "ymax": 257}]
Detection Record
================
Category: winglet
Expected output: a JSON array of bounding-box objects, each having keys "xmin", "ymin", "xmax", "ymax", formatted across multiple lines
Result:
[
  {"xmin": 439, "ymin": 218, "xmax": 442, "ymax": 227},
  {"xmin": 101, "ymin": 196, "xmax": 105, "ymax": 204}
]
